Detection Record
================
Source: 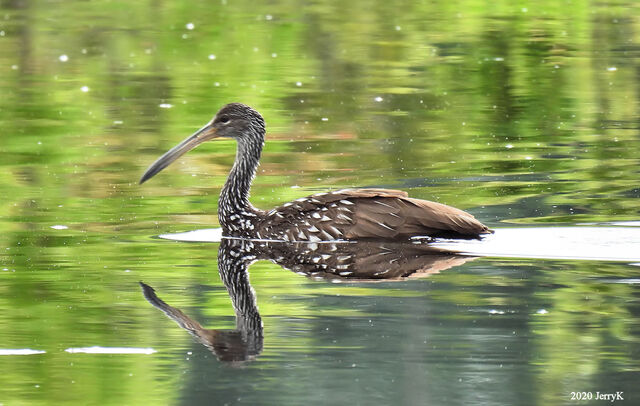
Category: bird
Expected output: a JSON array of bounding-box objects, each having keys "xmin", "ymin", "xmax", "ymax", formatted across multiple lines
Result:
[{"xmin": 140, "ymin": 103, "xmax": 492, "ymax": 241}]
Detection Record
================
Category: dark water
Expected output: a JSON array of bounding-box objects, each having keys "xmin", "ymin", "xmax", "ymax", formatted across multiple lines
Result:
[{"xmin": 1, "ymin": 1, "xmax": 639, "ymax": 405}]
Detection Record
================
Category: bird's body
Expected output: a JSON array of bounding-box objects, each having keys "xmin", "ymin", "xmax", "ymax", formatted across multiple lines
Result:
[
  {"xmin": 141, "ymin": 103, "xmax": 492, "ymax": 241},
  {"xmin": 223, "ymin": 188, "xmax": 489, "ymax": 242}
]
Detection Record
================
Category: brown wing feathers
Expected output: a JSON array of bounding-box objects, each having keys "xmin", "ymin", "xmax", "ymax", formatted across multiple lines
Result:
[
  {"xmin": 334, "ymin": 188, "xmax": 490, "ymax": 239},
  {"xmin": 265, "ymin": 188, "xmax": 491, "ymax": 241},
  {"xmin": 402, "ymin": 197, "xmax": 490, "ymax": 236}
]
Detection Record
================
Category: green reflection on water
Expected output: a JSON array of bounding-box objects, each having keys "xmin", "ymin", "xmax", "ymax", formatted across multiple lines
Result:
[{"xmin": 1, "ymin": 0, "xmax": 639, "ymax": 405}]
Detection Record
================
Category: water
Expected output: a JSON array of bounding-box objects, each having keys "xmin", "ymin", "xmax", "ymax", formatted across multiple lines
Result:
[{"xmin": 1, "ymin": 1, "xmax": 639, "ymax": 405}]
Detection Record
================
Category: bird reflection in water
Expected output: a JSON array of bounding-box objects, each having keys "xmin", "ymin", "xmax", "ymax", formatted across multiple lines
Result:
[{"xmin": 140, "ymin": 238, "xmax": 474, "ymax": 363}]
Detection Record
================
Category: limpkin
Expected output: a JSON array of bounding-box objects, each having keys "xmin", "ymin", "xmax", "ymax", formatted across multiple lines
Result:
[{"xmin": 140, "ymin": 103, "xmax": 492, "ymax": 241}]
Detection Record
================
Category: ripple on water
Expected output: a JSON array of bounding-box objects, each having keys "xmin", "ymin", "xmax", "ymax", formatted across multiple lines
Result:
[
  {"xmin": 157, "ymin": 225, "xmax": 640, "ymax": 263},
  {"xmin": 432, "ymin": 226, "xmax": 640, "ymax": 262}
]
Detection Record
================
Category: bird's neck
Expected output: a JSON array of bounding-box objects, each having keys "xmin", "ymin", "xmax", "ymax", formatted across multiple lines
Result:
[{"xmin": 219, "ymin": 136, "xmax": 264, "ymax": 232}]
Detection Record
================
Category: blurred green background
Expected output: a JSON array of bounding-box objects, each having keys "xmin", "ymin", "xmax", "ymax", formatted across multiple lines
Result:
[{"xmin": 0, "ymin": 0, "xmax": 639, "ymax": 405}]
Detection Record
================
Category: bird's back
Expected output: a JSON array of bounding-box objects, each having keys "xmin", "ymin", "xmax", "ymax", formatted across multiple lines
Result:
[{"xmin": 257, "ymin": 188, "xmax": 491, "ymax": 241}]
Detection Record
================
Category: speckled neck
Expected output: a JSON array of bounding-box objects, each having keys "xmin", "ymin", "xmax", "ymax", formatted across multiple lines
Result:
[{"xmin": 218, "ymin": 128, "xmax": 265, "ymax": 235}]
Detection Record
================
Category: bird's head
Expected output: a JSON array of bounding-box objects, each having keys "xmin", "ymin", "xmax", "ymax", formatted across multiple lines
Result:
[{"xmin": 139, "ymin": 103, "xmax": 265, "ymax": 184}]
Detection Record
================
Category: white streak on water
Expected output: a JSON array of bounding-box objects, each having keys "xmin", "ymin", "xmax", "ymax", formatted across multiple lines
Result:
[
  {"xmin": 155, "ymin": 223, "xmax": 640, "ymax": 262},
  {"xmin": 432, "ymin": 224, "xmax": 640, "ymax": 262},
  {"xmin": 0, "ymin": 349, "xmax": 46, "ymax": 355},
  {"xmin": 159, "ymin": 228, "xmax": 223, "ymax": 242},
  {"xmin": 64, "ymin": 346, "xmax": 156, "ymax": 354}
]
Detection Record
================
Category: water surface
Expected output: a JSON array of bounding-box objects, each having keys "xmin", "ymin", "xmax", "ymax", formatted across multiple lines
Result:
[{"xmin": 1, "ymin": 1, "xmax": 639, "ymax": 405}]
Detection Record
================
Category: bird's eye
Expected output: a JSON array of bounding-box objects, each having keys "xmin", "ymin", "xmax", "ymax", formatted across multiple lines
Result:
[{"xmin": 219, "ymin": 116, "xmax": 230, "ymax": 124}]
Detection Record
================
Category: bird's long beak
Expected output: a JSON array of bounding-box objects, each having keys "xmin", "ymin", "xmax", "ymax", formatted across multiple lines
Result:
[{"xmin": 139, "ymin": 122, "xmax": 219, "ymax": 184}]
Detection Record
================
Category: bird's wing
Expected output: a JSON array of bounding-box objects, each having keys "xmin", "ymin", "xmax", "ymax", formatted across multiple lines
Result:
[
  {"xmin": 259, "ymin": 189, "xmax": 402, "ymax": 240},
  {"xmin": 401, "ymin": 196, "xmax": 490, "ymax": 235},
  {"xmin": 344, "ymin": 190, "xmax": 491, "ymax": 239},
  {"xmin": 262, "ymin": 188, "xmax": 490, "ymax": 240}
]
